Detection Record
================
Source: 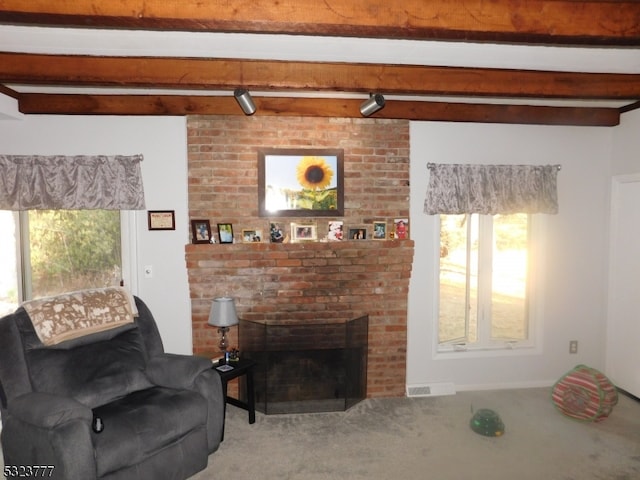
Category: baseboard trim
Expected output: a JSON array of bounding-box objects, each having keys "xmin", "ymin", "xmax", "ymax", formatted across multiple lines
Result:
[
  {"xmin": 405, "ymin": 380, "xmax": 556, "ymax": 397},
  {"xmin": 454, "ymin": 380, "xmax": 555, "ymax": 392}
]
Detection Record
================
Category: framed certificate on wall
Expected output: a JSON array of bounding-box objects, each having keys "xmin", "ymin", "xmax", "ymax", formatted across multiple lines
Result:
[{"xmin": 148, "ymin": 210, "xmax": 176, "ymax": 231}]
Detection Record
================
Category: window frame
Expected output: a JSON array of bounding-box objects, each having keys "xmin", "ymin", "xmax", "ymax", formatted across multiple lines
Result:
[
  {"xmin": 433, "ymin": 213, "xmax": 544, "ymax": 358},
  {"xmin": 12, "ymin": 210, "xmax": 137, "ymax": 304}
]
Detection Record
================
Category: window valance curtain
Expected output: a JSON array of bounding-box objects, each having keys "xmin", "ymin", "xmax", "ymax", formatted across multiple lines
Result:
[
  {"xmin": 424, "ymin": 163, "xmax": 560, "ymax": 215},
  {"xmin": 0, "ymin": 154, "xmax": 146, "ymax": 210}
]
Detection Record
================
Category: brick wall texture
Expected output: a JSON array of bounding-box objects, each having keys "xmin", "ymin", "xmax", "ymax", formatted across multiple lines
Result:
[{"xmin": 186, "ymin": 115, "xmax": 414, "ymax": 398}]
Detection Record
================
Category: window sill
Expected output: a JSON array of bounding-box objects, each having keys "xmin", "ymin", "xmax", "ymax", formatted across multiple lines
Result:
[{"xmin": 434, "ymin": 344, "xmax": 540, "ymax": 360}]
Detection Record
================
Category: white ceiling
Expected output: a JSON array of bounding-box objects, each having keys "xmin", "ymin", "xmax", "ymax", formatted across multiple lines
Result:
[{"xmin": 2, "ymin": 24, "xmax": 640, "ymax": 108}]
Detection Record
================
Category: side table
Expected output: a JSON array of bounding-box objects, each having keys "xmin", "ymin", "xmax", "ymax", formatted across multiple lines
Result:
[{"xmin": 213, "ymin": 358, "xmax": 256, "ymax": 440}]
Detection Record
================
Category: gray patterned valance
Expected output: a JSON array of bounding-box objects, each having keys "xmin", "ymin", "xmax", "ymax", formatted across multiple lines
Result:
[
  {"xmin": 0, "ymin": 154, "xmax": 146, "ymax": 210},
  {"xmin": 424, "ymin": 163, "xmax": 560, "ymax": 215}
]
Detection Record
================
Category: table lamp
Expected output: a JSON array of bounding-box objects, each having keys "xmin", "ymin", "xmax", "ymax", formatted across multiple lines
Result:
[{"xmin": 208, "ymin": 297, "xmax": 239, "ymax": 354}]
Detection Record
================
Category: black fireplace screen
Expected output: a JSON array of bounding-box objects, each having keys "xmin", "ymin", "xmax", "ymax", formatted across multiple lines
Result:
[{"xmin": 239, "ymin": 315, "xmax": 368, "ymax": 414}]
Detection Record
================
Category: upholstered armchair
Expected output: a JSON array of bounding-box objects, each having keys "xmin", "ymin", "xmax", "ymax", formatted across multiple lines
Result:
[{"xmin": 0, "ymin": 289, "xmax": 224, "ymax": 480}]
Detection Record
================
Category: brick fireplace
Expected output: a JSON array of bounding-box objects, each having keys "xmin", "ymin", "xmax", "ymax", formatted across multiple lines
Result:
[{"xmin": 186, "ymin": 115, "xmax": 413, "ymax": 397}]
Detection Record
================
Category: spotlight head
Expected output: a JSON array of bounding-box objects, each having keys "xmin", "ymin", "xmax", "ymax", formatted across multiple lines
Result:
[
  {"xmin": 234, "ymin": 88, "xmax": 256, "ymax": 115},
  {"xmin": 360, "ymin": 93, "xmax": 385, "ymax": 117}
]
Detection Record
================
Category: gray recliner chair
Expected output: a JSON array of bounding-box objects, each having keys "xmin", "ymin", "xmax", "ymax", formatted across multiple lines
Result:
[{"xmin": 0, "ymin": 295, "xmax": 224, "ymax": 480}]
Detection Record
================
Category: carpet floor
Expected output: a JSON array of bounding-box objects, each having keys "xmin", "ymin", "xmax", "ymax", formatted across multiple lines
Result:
[{"xmin": 194, "ymin": 387, "xmax": 640, "ymax": 480}]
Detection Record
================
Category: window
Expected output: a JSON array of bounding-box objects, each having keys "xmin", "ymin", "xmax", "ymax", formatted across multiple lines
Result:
[
  {"xmin": 0, "ymin": 211, "xmax": 19, "ymax": 316},
  {"xmin": 438, "ymin": 213, "xmax": 534, "ymax": 351},
  {"xmin": 0, "ymin": 210, "xmax": 125, "ymax": 317}
]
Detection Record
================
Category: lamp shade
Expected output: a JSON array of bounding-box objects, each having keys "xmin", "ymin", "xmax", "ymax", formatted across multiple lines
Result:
[{"xmin": 208, "ymin": 297, "xmax": 239, "ymax": 328}]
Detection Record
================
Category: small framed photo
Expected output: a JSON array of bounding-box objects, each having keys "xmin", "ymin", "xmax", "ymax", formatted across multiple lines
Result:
[
  {"xmin": 373, "ymin": 221, "xmax": 387, "ymax": 240},
  {"xmin": 148, "ymin": 210, "xmax": 176, "ymax": 231},
  {"xmin": 191, "ymin": 219, "xmax": 212, "ymax": 244},
  {"xmin": 270, "ymin": 223, "xmax": 287, "ymax": 243},
  {"xmin": 217, "ymin": 223, "xmax": 234, "ymax": 244},
  {"xmin": 327, "ymin": 221, "xmax": 344, "ymax": 241},
  {"xmin": 348, "ymin": 227, "xmax": 367, "ymax": 240},
  {"xmin": 291, "ymin": 223, "xmax": 317, "ymax": 242},
  {"xmin": 394, "ymin": 218, "xmax": 409, "ymax": 239},
  {"xmin": 242, "ymin": 229, "xmax": 263, "ymax": 243}
]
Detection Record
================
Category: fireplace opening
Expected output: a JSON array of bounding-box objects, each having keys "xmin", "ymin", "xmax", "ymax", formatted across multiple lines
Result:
[{"xmin": 239, "ymin": 315, "xmax": 368, "ymax": 414}]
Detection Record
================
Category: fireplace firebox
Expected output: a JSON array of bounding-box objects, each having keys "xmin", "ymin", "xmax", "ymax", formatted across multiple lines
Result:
[{"xmin": 239, "ymin": 315, "xmax": 368, "ymax": 414}]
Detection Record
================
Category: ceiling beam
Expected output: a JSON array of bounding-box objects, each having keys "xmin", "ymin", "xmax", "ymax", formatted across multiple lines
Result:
[
  {"xmin": 0, "ymin": 84, "xmax": 18, "ymax": 99},
  {"xmin": 620, "ymin": 100, "xmax": 640, "ymax": 114},
  {"xmin": 16, "ymin": 94, "xmax": 620, "ymax": 127},
  {"xmin": 3, "ymin": 53, "xmax": 640, "ymax": 100},
  {"xmin": 0, "ymin": 0, "xmax": 639, "ymax": 46}
]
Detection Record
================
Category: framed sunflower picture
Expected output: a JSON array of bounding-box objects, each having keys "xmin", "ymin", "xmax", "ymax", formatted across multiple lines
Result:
[{"xmin": 258, "ymin": 148, "xmax": 344, "ymax": 217}]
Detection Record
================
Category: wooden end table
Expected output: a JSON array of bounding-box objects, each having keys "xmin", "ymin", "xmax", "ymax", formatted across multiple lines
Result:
[{"xmin": 213, "ymin": 358, "xmax": 256, "ymax": 440}]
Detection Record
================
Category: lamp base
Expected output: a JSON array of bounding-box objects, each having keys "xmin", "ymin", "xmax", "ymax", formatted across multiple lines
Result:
[{"xmin": 218, "ymin": 326, "xmax": 230, "ymax": 354}]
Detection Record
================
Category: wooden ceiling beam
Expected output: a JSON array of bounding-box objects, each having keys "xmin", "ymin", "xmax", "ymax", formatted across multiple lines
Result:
[
  {"xmin": 3, "ymin": 53, "xmax": 640, "ymax": 100},
  {"xmin": 16, "ymin": 94, "xmax": 620, "ymax": 127},
  {"xmin": 620, "ymin": 100, "xmax": 640, "ymax": 114},
  {"xmin": 0, "ymin": 84, "xmax": 19, "ymax": 99},
  {"xmin": 0, "ymin": 0, "xmax": 639, "ymax": 46}
]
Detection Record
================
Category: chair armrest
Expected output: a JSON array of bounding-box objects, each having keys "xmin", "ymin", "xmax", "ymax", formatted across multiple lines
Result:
[
  {"xmin": 8, "ymin": 391, "xmax": 92, "ymax": 428},
  {"xmin": 3, "ymin": 393, "xmax": 96, "ymax": 479},
  {"xmin": 146, "ymin": 354, "xmax": 224, "ymax": 453},
  {"xmin": 146, "ymin": 353, "xmax": 213, "ymax": 389},
  {"xmin": 193, "ymin": 368, "xmax": 225, "ymax": 453}
]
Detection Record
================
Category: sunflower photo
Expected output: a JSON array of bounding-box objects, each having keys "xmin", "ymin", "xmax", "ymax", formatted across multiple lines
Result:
[{"xmin": 258, "ymin": 148, "xmax": 344, "ymax": 217}]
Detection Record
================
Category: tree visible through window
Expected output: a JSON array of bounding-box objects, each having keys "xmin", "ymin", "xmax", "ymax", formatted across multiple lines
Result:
[
  {"xmin": 28, "ymin": 210, "xmax": 122, "ymax": 298},
  {"xmin": 438, "ymin": 213, "xmax": 530, "ymax": 350},
  {"xmin": 0, "ymin": 210, "xmax": 122, "ymax": 316}
]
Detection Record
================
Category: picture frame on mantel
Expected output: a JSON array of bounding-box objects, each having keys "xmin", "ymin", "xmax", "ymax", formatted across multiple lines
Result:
[
  {"xmin": 291, "ymin": 222, "xmax": 317, "ymax": 242},
  {"xmin": 348, "ymin": 227, "xmax": 367, "ymax": 240},
  {"xmin": 217, "ymin": 223, "xmax": 234, "ymax": 244},
  {"xmin": 373, "ymin": 221, "xmax": 387, "ymax": 240},
  {"xmin": 258, "ymin": 148, "xmax": 344, "ymax": 217},
  {"xmin": 191, "ymin": 219, "xmax": 212, "ymax": 244},
  {"xmin": 242, "ymin": 229, "xmax": 263, "ymax": 243}
]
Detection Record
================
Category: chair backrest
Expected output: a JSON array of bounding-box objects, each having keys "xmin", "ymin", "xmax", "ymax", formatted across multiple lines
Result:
[{"xmin": 0, "ymin": 296, "xmax": 165, "ymax": 413}]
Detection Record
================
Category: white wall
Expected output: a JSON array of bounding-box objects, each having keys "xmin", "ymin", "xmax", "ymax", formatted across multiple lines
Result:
[
  {"xmin": 0, "ymin": 114, "xmax": 192, "ymax": 354},
  {"xmin": 0, "ymin": 95, "xmax": 23, "ymax": 121},
  {"xmin": 612, "ymin": 109, "xmax": 640, "ymax": 176},
  {"xmin": 408, "ymin": 122, "xmax": 613, "ymax": 390},
  {"xmin": 606, "ymin": 108, "xmax": 640, "ymax": 395}
]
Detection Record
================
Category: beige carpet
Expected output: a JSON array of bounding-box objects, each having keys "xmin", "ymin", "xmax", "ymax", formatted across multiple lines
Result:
[{"xmin": 194, "ymin": 387, "xmax": 640, "ymax": 480}]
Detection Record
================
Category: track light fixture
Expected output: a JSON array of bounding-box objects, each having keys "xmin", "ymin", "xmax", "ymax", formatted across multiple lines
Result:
[
  {"xmin": 359, "ymin": 93, "xmax": 385, "ymax": 117},
  {"xmin": 234, "ymin": 88, "xmax": 256, "ymax": 115}
]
